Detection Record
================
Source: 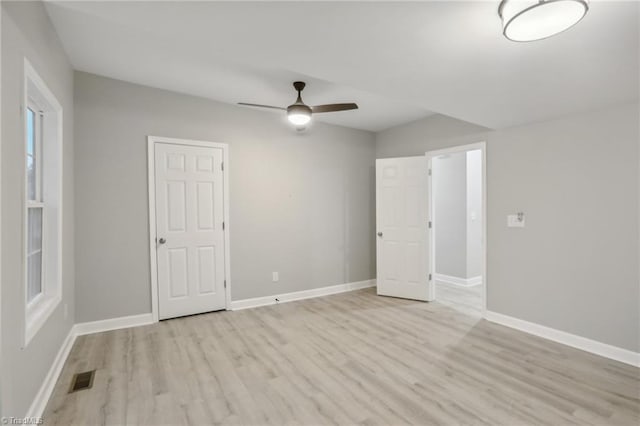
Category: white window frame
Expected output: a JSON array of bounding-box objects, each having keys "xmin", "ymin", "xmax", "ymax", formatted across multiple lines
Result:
[{"xmin": 23, "ymin": 59, "xmax": 64, "ymax": 346}]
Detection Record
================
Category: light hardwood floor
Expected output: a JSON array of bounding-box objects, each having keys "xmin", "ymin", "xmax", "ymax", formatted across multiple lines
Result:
[
  {"xmin": 435, "ymin": 281, "xmax": 483, "ymax": 317},
  {"xmin": 44, "ymin": 288, "xmax": 639, "ymax": 425}
]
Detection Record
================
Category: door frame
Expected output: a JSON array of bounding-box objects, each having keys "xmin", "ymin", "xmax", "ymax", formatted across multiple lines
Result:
[
  {"xmin": 425, "ymin": 141, "xmax": 487, "ymax": 315},
  {"xmin": 147, "ymin": 135, "xmax": 231, "ymax": 322}
]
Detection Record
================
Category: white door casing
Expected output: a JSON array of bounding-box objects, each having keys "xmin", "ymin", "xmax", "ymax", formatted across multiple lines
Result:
[
  {"xmin": 376, "ymin": 156, "xmax": 433, "ymax": 301},
  {"xmin": 152, "ymin": 139, "xmax": 228, "ymax": 320}
]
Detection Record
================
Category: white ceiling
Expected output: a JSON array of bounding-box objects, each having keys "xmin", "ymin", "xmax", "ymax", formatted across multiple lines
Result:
[{"xmin": 45, "ymin": 1, "xmax": 639, "ymax": 131}]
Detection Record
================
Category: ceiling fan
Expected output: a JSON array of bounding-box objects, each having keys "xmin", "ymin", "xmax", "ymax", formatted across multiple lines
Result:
[{"xmin": 238, "ymin": 81, "xmax": 358, "ymax": 127}]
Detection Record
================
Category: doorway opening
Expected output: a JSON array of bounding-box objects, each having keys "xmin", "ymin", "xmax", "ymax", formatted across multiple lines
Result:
[{"xmin": 427, "ymin": 143, "xmax": 486, "ymax": 317}]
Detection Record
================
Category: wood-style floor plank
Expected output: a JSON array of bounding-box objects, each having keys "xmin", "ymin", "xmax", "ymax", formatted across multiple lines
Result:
[{"xmin": 43, "ymin": 287, "xmax": 639, "ymax": 425}]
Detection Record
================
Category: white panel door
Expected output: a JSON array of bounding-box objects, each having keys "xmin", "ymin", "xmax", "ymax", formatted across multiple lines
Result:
[
  {"xmin": 155, "ymin": 143, "xmax": 226, "ymax": 319},
  {"xmin": 376, "ymin": 157, "xmax": 432, "ymax": 301}
]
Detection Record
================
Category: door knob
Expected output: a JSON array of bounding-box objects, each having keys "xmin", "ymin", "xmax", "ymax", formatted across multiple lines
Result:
[
  {"xmin": 158, "ymin": 238, "xmax": 166, "ymax": 245},
  {"xmin": 377, "ymin": 232, "xmax": 383, "ymax": 237}
]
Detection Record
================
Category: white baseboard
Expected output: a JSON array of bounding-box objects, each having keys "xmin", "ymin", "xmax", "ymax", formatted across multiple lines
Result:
[
  {"xmin": 434, "ymin": 273, "xmax": 482, "ymax": 287},
  {"xmin": 485, "ymin": 311, "xmax": 640, "ymax": 367},
  {"xmin": 25, "ymin": 327, "xmax": 76, "ymax": 418},
  {"xmin": 73, "ymin": 313, "xmax": 155, "ymax": 336},
  {"xmin": 230, "ymin": 279, "xmax": 376, "ymax": 311},
  {"xmin": 466, "ymin": 275, "xmax": 482, "ymax": 286}
]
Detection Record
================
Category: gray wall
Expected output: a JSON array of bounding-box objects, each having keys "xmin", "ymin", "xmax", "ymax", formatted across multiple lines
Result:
[
  {"xmin": 377, "ymin": 105, "xmax": 640, "ymax": 352},
  {"xmin": 433, "ymin": 152, "xmax": 467, "ymax": 277},
  {"xmin": 376, "ymin": 114, "xmax": 490, "ymax": 158},
  {"xmin": 466, "ymin": 150, "xmax": 482, "ymax": 278},
  {"xmin": 1, "ymin": 1, "xmax": 75, "ymax": 416},
  {"xmin": 74, "ymin": 71, "xmax": 376, "ymax": 323},
  {"xmin": 432, "ymin": 149, "xmax": 483, "ymax": 280}
]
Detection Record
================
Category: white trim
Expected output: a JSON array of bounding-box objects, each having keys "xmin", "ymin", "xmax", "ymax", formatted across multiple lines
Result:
[
  {"xmin": 425, "ymin": 157, "xmax": 435, "ymax": 301},
  {"xmin": 25, "ymin": 327, "xmax": 75, "ymax": 418},
  {"xmin": 24, "ymin": 59, "xmax": 63, "ymax": 112},
  {"xmin": 147, "ymin": 139, "xmax": 159, "ymax": 322},
  {"xmin": 147, "ymin": 136, "xmax": 231, "ymax": 321},
  {"xmin": 24, "ymin": 295, "xmax": 62, "ymax": 346},
  {"xmin": 434, "ymin": 273, "xmax": 482, "ymax": 287},
  {"xmin": 485, "ymin": 311, "xmax": 640, "ymax": 367},
  {"xmin": 23, "ymin": 58, "xmax": 64, "ymax": 347},
  {"xmin": 230, "ymin": 279, "xmax": 376, "ymax": 311},
  {"xmin": 73, "ymin": 313, "xmax": 155, "ymax": 336},
  {"xmin": 467, "ymin": 275, "xmax": 482, "ymax": 286},
  {"xmin": 426, "ymin": 142, "xmax": 487, "ymax": 315}
]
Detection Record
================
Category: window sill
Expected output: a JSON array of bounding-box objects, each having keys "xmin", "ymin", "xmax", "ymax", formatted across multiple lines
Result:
[{"xmin": 24, "ymin": 294, "xmax": 61, "ymax": 347}]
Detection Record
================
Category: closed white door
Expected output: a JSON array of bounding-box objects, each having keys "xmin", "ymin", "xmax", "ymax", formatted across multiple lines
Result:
[
  {"xmin": 376, "ymin": 157, "xmax": 432, "ymax": 301},
  {"xmin": 155, "ymin": 142, "xmax": 226, "ymax": 319}
]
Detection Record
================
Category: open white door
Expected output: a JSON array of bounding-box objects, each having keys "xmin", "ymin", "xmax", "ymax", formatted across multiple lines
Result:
[
  {"xmin": 376, "ymin": 157, "xmax": 433, "ymax": 301},
  {"xmin": 154, "ymin": 142, "xmax": 227, "ymax": 320}
]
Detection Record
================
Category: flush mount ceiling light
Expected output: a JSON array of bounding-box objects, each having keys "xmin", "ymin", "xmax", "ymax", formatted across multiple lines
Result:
[
  {"xmin": 238, "ymin": 82, "xmax": 358, "ymax": 128},
  {"xmin": 498, "ymin": 0, "xmax": 589, "ymax": 42}
]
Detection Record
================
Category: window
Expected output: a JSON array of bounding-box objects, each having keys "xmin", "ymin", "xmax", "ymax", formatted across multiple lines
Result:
[
  {"xmin": 26, "ymin": 103, "xmax": 44, "ymax": 304},
  {"xmin": 23, "ymin": 59, "xmax": 63, "ymax": 346}
]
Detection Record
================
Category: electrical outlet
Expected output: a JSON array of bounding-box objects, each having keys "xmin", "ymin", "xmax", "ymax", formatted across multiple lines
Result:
[{"xmin": 272, "ymin": 272, "xmax": 279, "ymax": 282}]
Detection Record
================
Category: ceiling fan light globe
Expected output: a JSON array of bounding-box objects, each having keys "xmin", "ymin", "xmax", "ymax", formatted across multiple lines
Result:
[
  {"xmin": 287, "ymin": 103, "xmax": 312, "ymax": 126},
  {"xmin": 288, "ymin": 113, "xmax": 311, "ymax": 126},
  {"xmin": 499, "ymin": 0, "xmax": 588, "ymax": 42}
]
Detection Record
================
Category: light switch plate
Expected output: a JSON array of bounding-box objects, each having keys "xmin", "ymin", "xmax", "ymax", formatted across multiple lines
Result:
[
  {"xmin": 507, "ymin": 214, "xmax": 525, "ymax": 228},
  {"xmin": 272, "ymin": 272, "xmax": 279, "ymax": 282}
]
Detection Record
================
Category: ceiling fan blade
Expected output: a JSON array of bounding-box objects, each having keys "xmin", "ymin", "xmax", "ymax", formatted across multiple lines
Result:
[
  {"xmin": 238, "ymin": 102, "xmax": 286, "ymax": 111},
  {"xmin": 311, "ymin": 103, "xmax": 358, "ymax": 113}
]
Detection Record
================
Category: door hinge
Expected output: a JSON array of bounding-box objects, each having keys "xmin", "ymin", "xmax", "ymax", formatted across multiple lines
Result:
[
  {"xmin": 222, "ymin": 221, "xmax": 225, "ymax": 231},
  {"xmin": 221, "ymin": 162, "xmax": 224, "ymax": 171},
  {"xmin": 224, "ymin": 280, "xmax": 227, "ymax": 289},
  {"xmin": 428, "ymin": 169, "xmax": 432, "ymax": 176},
  {"xmin": 428, "ymin": 273, "xmax": 432, "ymax": 281},
  {"xmin": 428, "ymin": 221, "xmax": 432, "ymax": 229}
]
